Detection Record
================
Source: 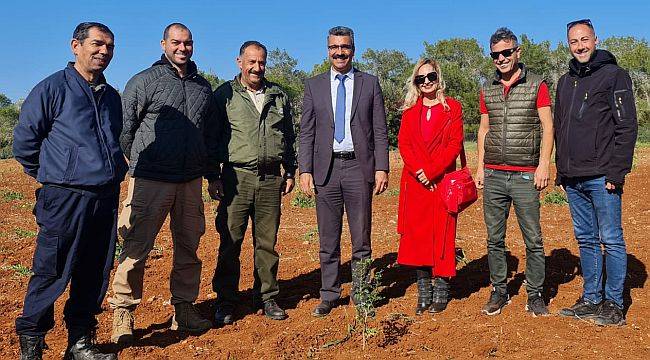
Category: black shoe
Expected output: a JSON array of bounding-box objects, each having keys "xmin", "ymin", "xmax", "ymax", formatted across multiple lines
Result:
[
  {"xmin": 481, "ymin": 290, "xmax": 510, "ymax": 316},
  {"xmin": 64, "ymin": 328, "xmax": 116, "ymax": 360},
  {"xmin": 415, "ymin": 277, "xmax": 432, "ymax": 315},
  {"xmin": 558, "ymin": 297, "xmax": 601, "ymax": 319},
  {"xmin": 263, "ymin": 299, "xmax": 288, "ymax": 320},
  {"xmin": 593, "ymin": 300, "xmax": 626, "ymax": 326},
  {"xmin": 429, "ymin": 277, "xmax": 450, "ymax": 314},
  {"xmin": 214, "ymin": 302, "xmax": 235, "ymax": 326},
  {"xmin": 19, "ymin": 335, "xmax": 47, "ymax": 360},
  {"xmin": 312, "ymin": 300, "xmax": 337, "ymax": 317},
  {"xmin": 526, "ymin": 293, "xmax": 549, "ymax": 317}
]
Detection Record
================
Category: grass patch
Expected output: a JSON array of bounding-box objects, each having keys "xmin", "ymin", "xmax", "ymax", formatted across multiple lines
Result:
[
  {"xmin": 303, "ymin": 227, "xmax": 319, "ymax": 243},
  {"xmin": 542, "ymin": 189, "xmax": 568, "ymax": 205},
  {"xmin": 291, "ymin": 190, "xmax": 316, "ymax": 208},
  {"xmin": 386, "ymin": 188, "xmax": 400, "ymax": 196},
  {"xmin": 2, "ymin": 190, "xmax": 24, "ymax": 201},
  {"xmin": 14, "ymin": 228, "xmax": 37, "ymax": 238},
  {"xmin": 3, "ymin": 263, "xmax": 33, "ymax": 278}
]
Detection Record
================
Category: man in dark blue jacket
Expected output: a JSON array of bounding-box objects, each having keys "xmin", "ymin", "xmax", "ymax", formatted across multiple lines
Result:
[
  {"xmin": 13, "ymin": 22, "xmax": 127, "ymax": 360},
  {"xmin": 555, "ymin": 19, "xmax": 638, "ymax": 327}
]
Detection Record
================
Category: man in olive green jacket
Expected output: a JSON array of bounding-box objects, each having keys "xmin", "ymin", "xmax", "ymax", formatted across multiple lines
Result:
[{"xmin": 209, "ymin": 41, "xmax": 297, "ymax": 325}]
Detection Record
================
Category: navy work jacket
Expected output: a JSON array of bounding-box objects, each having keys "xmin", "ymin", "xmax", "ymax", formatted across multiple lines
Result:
[{"xmin": 13, "ymin": 63, "xmax": 128, "ymax": 186}]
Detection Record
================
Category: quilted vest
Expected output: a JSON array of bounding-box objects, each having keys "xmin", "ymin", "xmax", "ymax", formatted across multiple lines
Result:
[{"xmin": 483, "ymin": 65, "xmax": 543, "ymax": 167}]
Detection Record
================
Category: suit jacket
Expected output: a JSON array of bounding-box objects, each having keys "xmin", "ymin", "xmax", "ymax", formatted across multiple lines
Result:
[{"xmin": 299, "ymin": 69, "xmax": 389, "ymax": 185}]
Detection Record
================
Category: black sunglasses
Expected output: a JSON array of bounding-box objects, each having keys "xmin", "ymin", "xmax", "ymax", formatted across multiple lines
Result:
[
  {"xmin": 567, "ymin": 18, "xmax": 593, "ymax": 31},
  {"xmin": 414, "ymin": 71, "xmax": 438, "ymax": 85},
  {"xmin": 489, "ymin": 47, "xmax": 518, "ymax": 60}
]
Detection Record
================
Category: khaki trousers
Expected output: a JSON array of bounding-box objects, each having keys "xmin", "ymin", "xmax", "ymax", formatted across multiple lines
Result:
[{"xmin": 108, "ymin": 177, "xmax": 205, "ymax": 309}]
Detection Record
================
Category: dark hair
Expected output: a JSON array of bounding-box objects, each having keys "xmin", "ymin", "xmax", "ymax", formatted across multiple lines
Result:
[
  {"xmin": 163, "ymin": 23, "xmax": 192, "ymax": 40},
  {"xmin": 73, "ymin": 22, "xmax": 114, "ymax": 43},
  {"xmin": 239, "ymin": 40, "xmax": 267, "ymax": 56},
  {"xmin": 490, "ymin": 27, "xmax": 518, "ymax": 47},
  {"xmin": 328, "ymin": 26, "xmax": 355, "ymax": 47}
]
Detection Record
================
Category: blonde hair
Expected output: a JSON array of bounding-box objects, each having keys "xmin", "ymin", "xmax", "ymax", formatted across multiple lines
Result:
[{"xmin": 401, "ymin": 58, "xmax": 449, "ymax": 111}]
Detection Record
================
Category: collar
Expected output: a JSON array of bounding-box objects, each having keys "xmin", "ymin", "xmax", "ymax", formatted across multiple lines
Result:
[
  {"xmin": 66, "ymin": 62, "xmax": 107, "ymax": 86},
  {"xmin": 492, "ymin": 63, "xmax": 527, "ymax": 86},
  {"xmin": 153, "ymin": 54, "xmax": 198, "ymax": 78},
  {"xmin": 330, "ymin": 67, "xmax": 355, "ymax": 82},
  {"xmin": 237, "ymin": 75, "xmax": 265, "ymax": 94}
]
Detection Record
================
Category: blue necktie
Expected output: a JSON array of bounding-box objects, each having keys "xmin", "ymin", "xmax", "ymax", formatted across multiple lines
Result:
[{"xmin": 334, "ymin": 74, "xmax": 347, "ymax": 143}]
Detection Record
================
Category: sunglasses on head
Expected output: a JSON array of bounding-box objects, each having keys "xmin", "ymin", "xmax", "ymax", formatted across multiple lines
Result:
[
  {"xmin": 567, "ymin": 18, "xmax": 593, "ymax": 31},
  {"xmin": 414, "ymin": 71, "xmax": 438, "ymax": 85},
  {"xmin": 490, "ymin": 47, "xmax": 518, "ymax": 60}
]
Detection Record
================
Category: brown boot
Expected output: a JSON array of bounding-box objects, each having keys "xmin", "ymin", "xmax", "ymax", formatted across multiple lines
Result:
[
  {"xmin": 171, "ymin": 302, "xmax": 212, "ymax": 333},
  {"xmin": 111, "ymin": 308, "xmax": 134, "ymax": 344}
]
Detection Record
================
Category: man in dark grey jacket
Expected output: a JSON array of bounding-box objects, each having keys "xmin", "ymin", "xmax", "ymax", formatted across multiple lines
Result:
[
  {"xmin": 108, "ymin": 23, "xmax": 219, "ymax": 343},
  {"xmin": 555, "ymin": 19, "xmax": 637, "ymax": 327}
]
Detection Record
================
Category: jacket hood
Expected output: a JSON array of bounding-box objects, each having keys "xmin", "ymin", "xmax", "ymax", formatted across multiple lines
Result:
[
  {"xmin": 152, "ymin": 54, "xmax": 198, "ymax": 77},
  {"xmin": 569, "ymin": 49, "xmax": 617, "ymax": 77}
]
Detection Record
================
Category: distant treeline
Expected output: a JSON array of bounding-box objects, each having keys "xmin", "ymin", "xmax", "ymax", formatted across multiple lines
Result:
[{"xmin": 2, "ymin": 34, "xmax": 649, "ymax": 157}]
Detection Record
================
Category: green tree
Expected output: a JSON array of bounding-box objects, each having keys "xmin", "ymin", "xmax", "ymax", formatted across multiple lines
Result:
[
  {"xmin": 265, "ymin": 48, "xmax": 308, "ymax": 118},
  {"xmin": 423, "ymin": 38, "xmax": 491, "ymax": 126},
  {"xmin": 359, "ymin": 49, "xmax": 413, "ymax": 147},
  {"xmin": 0, "ymin": 93, "xmax": 11, "ymax": 108},
  {"xmin": 199, "ymin": 70, "xmax": 225, "ymax": 91},
  {"xmin": 0, "ymin": 94, "xmax": 19, "ymax": 158}
]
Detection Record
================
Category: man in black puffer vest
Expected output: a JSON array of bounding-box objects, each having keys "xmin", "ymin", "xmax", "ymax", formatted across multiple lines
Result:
[
  {"xmin": 555, "ymin": 19, "xmax": 637, "ymax": 327},
  {"xmin": 108, "ymin": 23, "xmax": 220, "ymax": 343},
  {"xmin": 475, "ymin": 28, "xmax": 554, "ymax": 318}
]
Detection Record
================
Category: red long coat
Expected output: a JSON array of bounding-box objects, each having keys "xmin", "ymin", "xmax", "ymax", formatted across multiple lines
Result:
[{"xmin": 396, "ymin": 97, "xmax": 464, "ymax": 277}]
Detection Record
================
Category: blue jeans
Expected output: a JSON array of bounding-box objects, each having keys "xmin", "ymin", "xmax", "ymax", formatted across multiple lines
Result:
[{"xmin": 565, "ymin": 176, "xmax": 626, "ymax": 308}]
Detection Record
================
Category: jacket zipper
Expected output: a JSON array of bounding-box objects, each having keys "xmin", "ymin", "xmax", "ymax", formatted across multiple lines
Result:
[
  {"xmin": 181, "ymin": 76, "xmax": 188, "ymax": 175},
  {"xmin": 566, "ymin": 79, "xmax": 579, "ymax": 173},
  {"xmin": 502, "ymin": 92, "xmax": 508, "ymax": 165},
  {"xmin": 92, "ymin": 88, "xmax": 114, "ymax": 179}
]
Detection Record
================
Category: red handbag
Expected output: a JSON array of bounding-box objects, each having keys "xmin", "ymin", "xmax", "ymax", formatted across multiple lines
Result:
[{"xmin": 438, "ymin": 144, "xmax": 478, "ymax": 214}]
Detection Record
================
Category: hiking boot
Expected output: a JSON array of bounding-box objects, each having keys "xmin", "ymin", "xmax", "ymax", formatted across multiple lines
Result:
[
  {"xmin": 481, "ymin": 290, "xmax": 510, "ymax": 316},
  {"xmin": 64, "ymin": 327, "xmax": 116, "ymax": 360},
  {"xmin": 263, "ymin": 299, "xmax": 288, "ymax": 320},
  {"xmin": 19, "ymin": 334, "xmax": 47, "ymax": 360},
  {"xmin": 558, "ymin": 297, "xmax": 601, "ymax": 319},
  {"xmin": 214, "ymin": 302, "xmax": 235, "ymax": 326},
  {"xmin": 429, "ymin": 277, "xmax": 450, "ymax": 314},
  {"xmin": 526, "ymin": 293, "xmax": 549, "ymax": 317},
  {"xmin": 593, "ymin": 300, "xmax": 626, "ymax": 326},
  {"xmin": 111, "ymin": 307, "xmax": 134, "ymax": 344},
  {"xmin": 415, "ymin": 277, "xmax": 432, "ymax": 315},
  {"xmin": 171, "ymin": 302, "xmax": 212, "ymax": 333}
]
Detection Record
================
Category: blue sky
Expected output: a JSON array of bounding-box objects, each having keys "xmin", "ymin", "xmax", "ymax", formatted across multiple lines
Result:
[{"xmin": 3, "ymin": 0, "xmax": 648, "ymax": 101}]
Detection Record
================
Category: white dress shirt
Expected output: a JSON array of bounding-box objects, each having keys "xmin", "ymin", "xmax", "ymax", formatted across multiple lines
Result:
[{"xmin": 330, "ymin": 68, "xmax": 355, "ymax": 152}]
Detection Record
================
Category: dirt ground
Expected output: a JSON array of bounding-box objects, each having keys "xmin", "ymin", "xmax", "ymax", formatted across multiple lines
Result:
[{"xmin": 0, "ymin": 148, "xmax": 648, "ymax": 360}]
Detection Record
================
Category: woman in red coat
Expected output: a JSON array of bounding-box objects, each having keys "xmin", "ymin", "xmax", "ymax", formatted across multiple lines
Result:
[{"xmin": 397, "ymin": 58, "xmax": 464, "ymax": 315}]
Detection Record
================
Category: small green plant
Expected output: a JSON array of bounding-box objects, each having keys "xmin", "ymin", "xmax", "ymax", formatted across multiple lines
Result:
[
  {"xmin": 3, "ymin": 263, "xmax": 34, "ymax": 278},
  {"xmin": 2, "ymin": 190, "xmax": 24, "ymax": 201},
  {"xmin": 114, "ymin": 241, "xmax": 123, "ymax": 260},
  {"xmin": 386, "ymin": 188, "xmax": 400, "ymax": 196},
  {"xmin": 14, "ymin": 228, "xmax": 37, "ymax": 239},
  {"xmin": 323, "ymin": 258, "xmax": 383, "ymax": 350},
  {"xmin": 455, "ymin": 247, "xmax": 469, "ymax": 268},
  {"xmin": 303, "ymin": 227, "xmax": 319, "ymax": 243},
  {"xmin": 542, "ymin": 189, "xmax": 568, "ymax": 205},
  {"xmin": 291, "ymin": 190, "xmax": 316, "ymax": 208}
]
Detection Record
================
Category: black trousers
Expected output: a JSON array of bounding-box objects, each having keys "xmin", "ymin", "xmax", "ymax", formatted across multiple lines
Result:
[
  {"xmin": 15, "ymin": 184, "xmax": 119, "ymax": 336},
  {"xmin": 315, "ymin": 158, "xmax": 373, "ymax": 301}
]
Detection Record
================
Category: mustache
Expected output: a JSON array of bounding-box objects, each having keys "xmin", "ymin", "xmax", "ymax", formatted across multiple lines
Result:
[{"xmin": 332, "ymin": 54, "xmax": 349, "ymax": 60}]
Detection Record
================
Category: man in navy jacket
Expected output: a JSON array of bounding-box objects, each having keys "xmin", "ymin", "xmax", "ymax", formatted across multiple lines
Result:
[{"xmin": 13, "ymin": 22, "xmax": 126, "ymax": 360}]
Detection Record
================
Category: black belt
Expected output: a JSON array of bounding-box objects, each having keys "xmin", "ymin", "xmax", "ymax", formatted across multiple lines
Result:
[{"xmin": 333, "ymin": 151, "xmax": 355, "ymax": 160}]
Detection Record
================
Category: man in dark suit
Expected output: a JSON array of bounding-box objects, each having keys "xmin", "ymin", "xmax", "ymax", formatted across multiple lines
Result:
[{"xmin": 299, "ymin": 26, "xmax": 389, "ymax": 317}]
